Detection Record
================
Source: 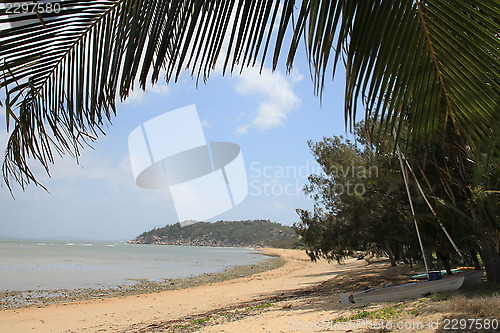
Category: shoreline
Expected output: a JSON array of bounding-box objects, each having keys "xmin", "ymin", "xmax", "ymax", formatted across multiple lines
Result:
[
  {"xmin": 1, "ymin": 248, "xmax": 497, "ymax": 333},
  {"xmin": 0, "ymin": 248, "xmax": 285, "ymax": 310},
  {"xmin": 0, "ymin": 248, "xmax": 347, "ymax": 333}
]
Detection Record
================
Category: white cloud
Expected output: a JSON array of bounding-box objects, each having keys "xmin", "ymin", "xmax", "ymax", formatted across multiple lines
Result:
[
  {"xmin": 49, "ymin": 152, "xmax": 136, "ymax": 193},
  {"xmin": 122, "ymin": 88, "xmax": 146, "ymax": 104},
  {"xmin": 121, "ymin": 81, "xmax": 170, "ymax": 105},
  {"xmin": 200, "ymin": 118, "xmax": 213, "ymax": 128},
  {"xmin": 0, "ymin": 105, "xmax": 132, "ymax": 194},
  {"xmin": 149, "ymin": 83, "xmax": 170, "ymax": 95},
  {"xmin": 235, "ymin": 124, "xmax": 250, "ymax": 135},
  {"xmin": 290, "ymin": 69, "xmax": 304, "ymax": 83},
  {"xmin": 234, "ymin": 67, "xmax": 301, "ymax": 133}
]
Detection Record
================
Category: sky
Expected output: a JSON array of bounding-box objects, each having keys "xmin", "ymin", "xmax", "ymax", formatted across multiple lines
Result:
[{"xmin": 0, "ymin": 13, "xmax": 361, "ymax": 241}]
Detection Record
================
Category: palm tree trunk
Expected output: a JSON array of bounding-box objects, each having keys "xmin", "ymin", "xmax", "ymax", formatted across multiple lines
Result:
[
  {"xmin": 468, "ymin": 199, "xmax": 500, "ymax": 283},
  {"xmin": 479, "ymin": 237, "xmax": 500, "ymax": 283}
]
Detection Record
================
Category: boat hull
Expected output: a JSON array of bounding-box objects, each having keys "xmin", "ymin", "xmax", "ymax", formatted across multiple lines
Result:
[
  {"xmin": 458, "ymin": 270, "xmax": 483, "ymax": 286},
  {"xmin": 341, "ymin": 275, "xmax": 464, "ymax": 304}
]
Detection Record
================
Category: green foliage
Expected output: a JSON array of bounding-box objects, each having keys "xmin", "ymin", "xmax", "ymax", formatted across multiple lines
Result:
[
  {"xmin": 133, "ymin": 220, "xmax": 302, "ymax": 249},
  {"xmin": 254, "ymin": 302, "xmax": 274, "ymax": 309},
  {"xmin": 1, "ymin": 0, "xmax": 498, "ymax": 189},
  {"xmin": 294, "ymin": 125, "xmax": 419, "ymax": 263},
  {"xmin": 334, "ymin": 304, "xmax": 415, "ymax": 323},
  {"xmin": 296, "ymin": 119, "xmax": 499, "ymax": 278},
  {"xmin": 406, "ymin": 125, "xmax": 500, "ymax": 280}
]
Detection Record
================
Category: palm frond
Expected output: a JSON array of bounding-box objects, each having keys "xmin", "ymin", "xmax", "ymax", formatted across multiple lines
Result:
[
  {"xmin": 1, "ymin": 0, "xmax": 498, "ymax": 189},
  {"xmin": 285, "ymin": 0, "xmax": 499, "ymax": 150},
  {"xmin": 0, "ymin": 0, "xmax": 283, "ymax": 189}
]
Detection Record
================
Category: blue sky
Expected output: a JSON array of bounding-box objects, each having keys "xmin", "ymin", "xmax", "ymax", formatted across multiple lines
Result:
[{"xmin": 0, "ymin": 40, "xmax": 360, "ymax": 241}]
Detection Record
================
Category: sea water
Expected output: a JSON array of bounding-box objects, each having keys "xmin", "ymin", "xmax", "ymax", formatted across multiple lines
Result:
[{"xmin": 0, "ymin": 240, "xmax": 266, "ymax": 291}]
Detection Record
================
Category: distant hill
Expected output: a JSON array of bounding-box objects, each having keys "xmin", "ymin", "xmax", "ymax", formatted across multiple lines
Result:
[{"xmin": 130, "ymin": 220, "xmax": 302, "ymax": 249}]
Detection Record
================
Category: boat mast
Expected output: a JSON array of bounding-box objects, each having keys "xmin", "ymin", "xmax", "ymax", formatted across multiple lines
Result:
[
  {"xmin": 401, "ymin": 157, "xmax": 465, "ymax": 260},
  {"xmin": 396, "ymin": 144, "xmax": 431, "ymax": 277}
]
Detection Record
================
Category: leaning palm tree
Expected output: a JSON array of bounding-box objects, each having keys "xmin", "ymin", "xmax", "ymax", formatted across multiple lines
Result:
[{"xmin": 1, "ymin": 1, "xmax": 499, "ymax": 277}]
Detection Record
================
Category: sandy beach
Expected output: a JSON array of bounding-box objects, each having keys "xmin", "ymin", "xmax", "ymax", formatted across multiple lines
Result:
[
  {"xmin": 1, "ymin": 248, "xmax": 497, "ymax": 333},
  {"xmin": 0, "ymin": 248, "xmax": 362, "ymax": 332}
]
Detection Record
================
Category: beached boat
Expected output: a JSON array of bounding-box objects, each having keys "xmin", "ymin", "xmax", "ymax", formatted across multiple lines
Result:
[
  {"xmin": 340, "ymin": 146, "xmax": 482, "ymax": 305},
  {"xmin": 340, "ymin": 274, "xmax": 464, "ymax": 304},
  {"xmin": 411, "ymin": 269, "xmax": 463, "ymax": 279},
  {"xmin": 411, "ymin": 269, "xmax": 482, "ymax": 286},
  {"xmin": 458, "ymin": 270, "xmax": 483, "ymax": 286}
]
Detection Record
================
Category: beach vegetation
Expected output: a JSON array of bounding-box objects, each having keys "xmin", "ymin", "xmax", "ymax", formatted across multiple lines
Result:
[
  {"xmin": 332, "ymin": 285, "xmax": 500, "ymax": 324},
  {"xmin": 252, "ymin": 302, "xmax": 274, "ymax": 309},
  {"xmin": 295, "ymin": 123, "xmax": 422, "ymax": 265},
  {"xmin": 190, "ymin": 318, "xmax": 210, "ymax": 324},
  {"xmin": 295, "ymin": 120, "xmax": 500, "ymax": 281},
  {"xmin": 333, "ymin": 305, "xmax": 405, "ymax": 322}
]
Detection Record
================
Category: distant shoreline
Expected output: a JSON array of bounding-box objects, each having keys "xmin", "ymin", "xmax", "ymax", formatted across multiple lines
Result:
[
  {"xmin": 131, "ymin": 220, "xmax": 302, "ymax": 249},
  {"xmin": 1, "ymin": 248, "xmax": 341, "ymax": 333},
  {"xmin": 0, "ymin": 249, "xmax": 285, "ymax": 310}
]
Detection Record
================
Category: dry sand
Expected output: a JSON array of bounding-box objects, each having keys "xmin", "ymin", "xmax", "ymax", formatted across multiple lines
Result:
[
  {"xmin": 2, "ymin": 249, "xmax": 493, "ymax": 333},
  {"xmin": 0, "ymin": 248, "xmax": 363, "ymax": 332}
]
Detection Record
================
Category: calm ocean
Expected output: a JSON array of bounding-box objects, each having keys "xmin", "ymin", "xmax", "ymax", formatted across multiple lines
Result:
[{"xmin": 0, "ymin": 240, "xmax": 266, "ymax": 291}]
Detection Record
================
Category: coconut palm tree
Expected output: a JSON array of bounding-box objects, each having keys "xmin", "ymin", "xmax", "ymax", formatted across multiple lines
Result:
[
  {"xmin": 1, "ymin": 0, "xmax": 498, "ymax": 275},
  {"xmin": 1, "ymin": 0, "xmax": 498, "ymax": 188}
]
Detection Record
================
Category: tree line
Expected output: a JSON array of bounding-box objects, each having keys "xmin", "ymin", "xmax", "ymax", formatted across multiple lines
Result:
[{"xmin": 295, "ymin": 122, "xmax": 499, "ymax": 282}]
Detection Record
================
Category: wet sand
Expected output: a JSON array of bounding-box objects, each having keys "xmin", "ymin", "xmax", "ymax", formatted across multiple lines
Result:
[
  {"xmin": 0, "ymin": 248, "xmax": 360, "ymax": 332},
  {"xmin": 0, "ymin": 251, "xmax": 284, "ymax": 310}
]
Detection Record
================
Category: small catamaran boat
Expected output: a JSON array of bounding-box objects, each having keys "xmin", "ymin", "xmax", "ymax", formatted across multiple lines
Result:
[
  {"xmin": 458, "ymin": 270, "xmax": 483, "ymax": 286},
  {"xmin": 411, "ymin": 269, "xmax": 483, "ymax": 285},
  {"xmin": 340, "ymin": 144, "xmax": 481, "ymax": 305},
  {"xmin": 340, "ymin": 274, "xmax": 464, "ymax": 304}
]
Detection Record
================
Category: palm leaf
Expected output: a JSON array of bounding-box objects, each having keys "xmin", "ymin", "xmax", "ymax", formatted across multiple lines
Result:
[
  {"xmin": 286, "ymin": 0, "xmax": 499, "ymax": 151},
  {"xmin": 1, "ymin": 0, "xmax": 498, "ymax": 189},
  {"xmin": 0, "ymin": 0, "xmax": 283, "ymax": 189}
]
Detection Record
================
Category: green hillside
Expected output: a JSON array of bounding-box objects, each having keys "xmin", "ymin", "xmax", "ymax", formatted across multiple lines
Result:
[{"xmin": 130, "ymin": 220, "xmax": 302, "ymax": 249}]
